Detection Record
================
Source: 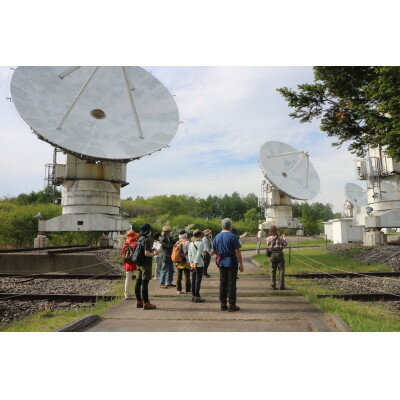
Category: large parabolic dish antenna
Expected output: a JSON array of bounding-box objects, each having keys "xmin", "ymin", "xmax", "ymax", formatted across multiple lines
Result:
[
  {"xmin": 259, "ymin": 141, "xmax": 320, "ymax": 200},
  {"xmin": 10, "ymin": 66, "xmax": 180, "ymax": 161},
  {"xmin": 345, "ymin": 182, "xmax": 367, "ymax": 206}
]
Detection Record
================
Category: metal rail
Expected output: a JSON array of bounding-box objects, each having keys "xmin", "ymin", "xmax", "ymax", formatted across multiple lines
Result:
[
  {"xmin": 0, "ymin": 293, "xmax": 119, "ymax": 302},
  {"xmin": 0, "ymin": 244, "xmax": 107, "ymax": 254},
  {"xmin": 316, "ymin": 293, "xmax": 400, "ymax": 301},
  {"xmin": 46, "ymin": 246, "xmax": 113, "ymax": 254},
  {"xmin": 287, "ymin": 272, "xmax": 400, "ymax": 279},
  {"xmin": 0, "ymin": 273, "xmax": 122, "ymax": 280}
]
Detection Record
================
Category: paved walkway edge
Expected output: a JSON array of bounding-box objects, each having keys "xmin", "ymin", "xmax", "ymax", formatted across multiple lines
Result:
[
  {"xmin": 331, "ymin": 315, "xmax": 352, "ymax": 332},
  {"xmin": 56, "ymin": 314, "xmax": 100, "ymax": 332}
]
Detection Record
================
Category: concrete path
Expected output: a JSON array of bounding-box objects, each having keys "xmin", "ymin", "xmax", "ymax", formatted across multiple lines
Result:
[{"xmin": 84, "ymin": 251, "xmax": 343, "ymax": 332}]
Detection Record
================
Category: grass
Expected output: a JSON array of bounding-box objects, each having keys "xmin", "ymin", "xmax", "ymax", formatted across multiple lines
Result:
[
  {"xmin": 0, "ymin": 279, "xmax": 125, "ymax": 332},
  {"xmin": 253, "ymin": 247, "xmax": 391, "ymax": 275},
  {"xmin": 241, "ymin": 239, "xmax": 331, "ymax": 250},
  {"xmin": 254, "ymin": 247, "xmax": 400, "ymax": 332}
]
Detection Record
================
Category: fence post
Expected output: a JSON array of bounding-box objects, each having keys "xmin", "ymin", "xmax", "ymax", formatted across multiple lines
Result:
[
  {"xmin": 288, "ymin": 244, "xmax": 291, "ymax": 265},
  {"xmin": 325, "ymin": 234, "xmax": 328, "ymax": 246}
]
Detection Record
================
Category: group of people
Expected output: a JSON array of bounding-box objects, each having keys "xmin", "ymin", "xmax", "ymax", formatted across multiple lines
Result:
[{"xmin": 122, "ymin": 218, "xmax": 287, "ymax": 311}]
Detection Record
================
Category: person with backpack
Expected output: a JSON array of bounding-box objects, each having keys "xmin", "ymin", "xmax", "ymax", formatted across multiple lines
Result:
[
  {"xmin": 121, "ymin": 230, "xmax": 140, "ymax": 300},
  {"xmin": 212, "ymin": 218, "xmax": 244, "ymax": 312},
  {"xmin": 188, "ymin": 229, "xmax": 206, "ymax": 303},
  {"xmin": 172, "ymin": 230, "xmax": 191, "ymax": 294},
  {"xmin": 202, "ymin": 229, "xmax": 213, "ymax": 278},
  {"xmin": 134, "ymin": 223, "xmax": 159, "ymax": 310},
  {"xmin": 159, "ymin": 225, "xmax": 176, "ymax": 289},
  {"xmin": 266, "ymin": 225, "xmax": 288, "ymax": 290},
  {"xmin": 152, "ymin": 232, "xmax": 162, "ymax": 280}
]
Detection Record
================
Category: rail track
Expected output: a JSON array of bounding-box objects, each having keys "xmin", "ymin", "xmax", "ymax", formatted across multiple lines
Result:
[
  {"xmin": 316, "ymin": 293, "xmax": 400, "ymax": 301},
  {"xmin": 0, "ymin": 245, "xmax": 113, "ymax": 254},
  {"xmin": 287, "ymin": 272, "xmax": 400, "ymax": 279},
  {"xmin": 0, "ymin": 273, "xmax": 123, "ymax": 280},
  {"xmin": 0, "ymin": 293, "xmax": 119, "ymax": 302}
]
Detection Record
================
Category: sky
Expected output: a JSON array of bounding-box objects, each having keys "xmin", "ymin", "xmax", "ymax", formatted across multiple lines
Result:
[{"xmin": 0, "ymin": 66, "xmax": 361, "ymax": 212}]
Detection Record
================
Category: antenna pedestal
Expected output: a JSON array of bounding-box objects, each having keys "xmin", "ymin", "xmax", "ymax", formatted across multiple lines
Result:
[
  {"xmin": 38, "ymin": 155, "xmax": 131, "ymax": 232},
  {"xmin": 258, "ymin": 182, "xmax": 302, "ymax": 231}
]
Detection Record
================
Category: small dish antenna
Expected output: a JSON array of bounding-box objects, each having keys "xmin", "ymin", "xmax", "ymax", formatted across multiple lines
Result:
[
  {"xmin": 345, "ymin": 183, "xmax": 368, "ymax": 206},
  {"xmin": 259, "ymin": 141, "xmax": 320, "ymax": 200},
  {"xmin": 10, "ymin": 66, "xmax": 180, "ymax": 161}
]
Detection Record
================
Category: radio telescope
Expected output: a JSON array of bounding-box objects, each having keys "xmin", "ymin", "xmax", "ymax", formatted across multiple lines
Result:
[
  {"xmin": 10, "ymin": 66, "xmax": 180, "ymax": 245},
  {"xmin": 345, "ymin": 183, "xmax": 367, "ymax": 207},
  {"xmin": 258, "ymin": 141, "xmax": 320, "ymax": 234}
]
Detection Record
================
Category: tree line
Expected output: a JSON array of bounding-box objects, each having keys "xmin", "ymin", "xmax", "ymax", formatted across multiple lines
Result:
[{"xmin": 0, "ymin": 189, "xmax": 338, "ymax": 248}]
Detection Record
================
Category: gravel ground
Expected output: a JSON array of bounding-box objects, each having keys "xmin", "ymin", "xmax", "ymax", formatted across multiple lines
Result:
[
  {"xmin": 326, "ymin": 244, "xmax": 400, "ymax": 270},
  {"xmin": 0, "ymin": 276, "xmax": 118, "ymax": 325},
  {"xmin": 0, "ymin": 300, "xmax": 95, "ymax": 324},
  {"xmin": 314, "ymin": 276, "xmax": 400, "ymax": 294},
  {"xmin": 313, "ymin": 275, "xmax": 400, "ymax": 314}
]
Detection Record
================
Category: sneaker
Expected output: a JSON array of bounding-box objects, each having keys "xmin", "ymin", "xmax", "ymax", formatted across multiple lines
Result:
[
  {"xmin": 280, "ymin": 286, "xmax": 287, "ymax": 290},
  {"xmin": 177, "ymin": 291, "xmax": 183, "ymax": 294},
  {"xmin": 160, "ymin": 285, "xmax": 168, "ymax": 289},
  {"xmin": 153, "ymin": 276, "xmax": 158, "ymax": 280},
  {"xmin": 228, "ymin": 304, "xmax": 240, "ymax": 312},
  {"xmin": 204, "ymin": 273, "xmax": 211, "ymax": 278},
  {"xmin": 271, "ymin": 284, "xmax": 276, "ymax": 290},
  {"xmin": 167, "ymin": 283, "xmax": 176, "ymax": 287},
  {"xmin": 221, "ymin": 303, "xmax": 228, "ymax": 311}
]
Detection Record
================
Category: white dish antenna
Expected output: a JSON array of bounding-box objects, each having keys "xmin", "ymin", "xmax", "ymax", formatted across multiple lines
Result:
[
  {"xmin": 259, "ymin": 141, "xmax": 320, "ymax": 200},
  {"xmin": 345, "ymin": 182, "xmax": 367, "ymax": 206},
  {"xmin": 10, "ymin": 66, "xmax": 180, "ymax": 161}
]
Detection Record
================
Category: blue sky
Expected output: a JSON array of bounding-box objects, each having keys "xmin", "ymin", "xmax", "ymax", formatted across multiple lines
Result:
[{"xmin": 0, "ymin": 66, "xmax": 361, "ymax": 212}]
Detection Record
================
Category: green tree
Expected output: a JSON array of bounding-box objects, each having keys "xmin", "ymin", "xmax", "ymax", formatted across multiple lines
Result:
[{"xmin": 277, "ymin": 66, "xmax": 400, "ymax": 160}]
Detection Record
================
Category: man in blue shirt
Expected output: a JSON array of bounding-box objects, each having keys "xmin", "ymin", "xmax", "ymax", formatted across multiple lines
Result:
[{"xmin": 212, "ymin": 218, "xmax": 244, "ymax": 311}]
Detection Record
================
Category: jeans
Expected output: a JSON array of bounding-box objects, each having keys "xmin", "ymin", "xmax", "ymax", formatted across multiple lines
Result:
[
  {"xmin": 219, "ymin": 266, "xmax": 238, "ymax": 305},
  {"xmin": 135, "ymin": 274, "xmax": 149, "ymax": 303},
  {"xmin": 154, "ymin": 257, "xmax": 162, "ymax": 277},
  {"xmin": 177, "ymin": 268, "xmax": 191, "ymax": 292},
  {"xmin": 191, "ymin": 267, "xmax": 204, "ymax": 297},
  {"xmin": 203, "ymin": 252, "xmax": 211, "ymax": 275},
  {"xmin": 160, "ymin": 260, "xmax": 174, "ymax": 285},
  {"xmin": 270, "ymin": 250, "xmax": 285, "ymax": 287}
]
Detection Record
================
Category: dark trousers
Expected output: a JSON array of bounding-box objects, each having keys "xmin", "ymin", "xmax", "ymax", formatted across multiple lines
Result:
[
  {"xmin": 191, "ymin": 267, "xmax": 204, "ymax": 297},
  {"xmin": 219, "ymin": 266, "xmax": 238, "ymax": 305},
  {"xmin": 177, "ymin": 268, "xmax": 191, "ymax": 292},
  {"xmin": 135, "ymin": 272, "xmax": 149, "ymax": 303},
  {"xmin": 203, "ymin": 252, "xmax": 211, "ymax": 275},
  {"xmin": 270, "ymin": 250, "xmax": 285, "ymax": 287}
]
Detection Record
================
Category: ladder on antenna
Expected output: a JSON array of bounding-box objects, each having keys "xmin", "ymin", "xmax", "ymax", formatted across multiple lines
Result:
[{"xmin": 44, "ymin": 148, "xmax": 62, "ymax": 204}]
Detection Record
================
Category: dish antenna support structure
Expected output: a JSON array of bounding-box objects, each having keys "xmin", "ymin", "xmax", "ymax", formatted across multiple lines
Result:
[
  {"xmin": 355, "ymin": 145, "xmax": 400, "ymax": 245},
  {"xmin": 257, "ymin": 141, "xmax": 320, "ymax": 251},
  {"xmin": 323, "ymin": 182, "xmax": 367, "ymax": 245},
  {"xmin": 10, "ymin": 66, "xmax": 180, "ymax": 247}
]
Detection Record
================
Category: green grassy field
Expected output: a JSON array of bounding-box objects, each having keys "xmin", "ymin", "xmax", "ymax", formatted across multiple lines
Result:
[
  {"xmin": 242, "ymin": 239, "xmax": 331, "ymax": 250},
  {"xmin": 254, "ymin": 248, "xmax": 400, "ymax": 331},
  {"xmin": 0, "ymin": 279, "xmax": 125, "ymax": 332}
]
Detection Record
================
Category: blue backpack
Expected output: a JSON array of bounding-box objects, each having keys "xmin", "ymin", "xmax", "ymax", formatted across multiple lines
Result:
[{"xmin": 131, "ymin": 237, "xmax": 147, "ymax": 265}]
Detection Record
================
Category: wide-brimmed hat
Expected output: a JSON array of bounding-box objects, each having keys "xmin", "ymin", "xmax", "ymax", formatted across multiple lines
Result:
[
  {"xmin": 139, "ymin": 223, "xmax": 152, "ymax": 235},
  {"xmin": 162, "ymin": 225, "xmax": 172, "ymax": 232},
  {"xmin": 126, "ymin": 230, "xmax": 139, "ymax": 240},
  {"xmin": 204, "ymin": 229, "xmax": 212, "ymax": 235}
]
